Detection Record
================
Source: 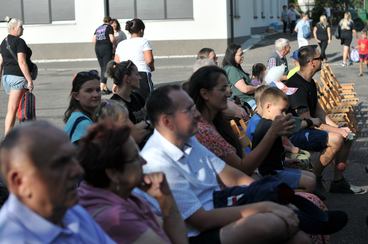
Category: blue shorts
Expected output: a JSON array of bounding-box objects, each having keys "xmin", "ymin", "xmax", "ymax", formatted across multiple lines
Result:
[
  {"xmin": 274, "ymin": 168, "xmax": 302, "ymax": 189},
  {"xmin": 2, "ymin": 75, "xmax": 27, "ymax": 94},
  {"xmin": 290, "ymin": 128, "xmax": 328, "ymax": 152}
]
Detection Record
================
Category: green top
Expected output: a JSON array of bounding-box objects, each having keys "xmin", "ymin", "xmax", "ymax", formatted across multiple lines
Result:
[{"xmin": 224, "ymin": 65, "xmax": 253, "ymax": 103}]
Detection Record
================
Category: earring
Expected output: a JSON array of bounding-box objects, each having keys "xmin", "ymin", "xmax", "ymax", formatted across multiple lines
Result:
[{"xmin": 115, "ymin": 183, "xmax": 120, "ymax": 192}]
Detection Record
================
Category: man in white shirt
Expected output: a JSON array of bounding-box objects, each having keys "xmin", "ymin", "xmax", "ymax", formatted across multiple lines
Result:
[
  {"xmin": 295, "ymin": 13, "xmax": 311, "ymax": 47},
  {"xmin": 142, "ymin": 85, "xmax": 310, "ymax": 244}
]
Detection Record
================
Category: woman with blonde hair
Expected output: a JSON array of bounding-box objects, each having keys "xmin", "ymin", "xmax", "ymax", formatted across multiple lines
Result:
[
  {"xmin": 0, "ymin": 17, "xmax": 35, "ymax": 134},
  {"xmin": 339, "ymin": 12, "xmax": 356, "ymax": 66},
  {"xmin": 313, "ymin": 15, "xmax": 331, "ymax": 62}
]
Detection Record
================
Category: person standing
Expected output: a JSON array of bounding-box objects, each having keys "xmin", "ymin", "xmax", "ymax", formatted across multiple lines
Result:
[
  {"xmin": 115, "ymin": 18, "xmax": 155, "ymax": 101},
  {"xmin": 339, "ymin": 12, "xmax": 356, "ymax": 67},
  {"xmin": 93, "ymin": 16, "xmax": 115, "ymax": 95},
  {"xmin": 0, "ymin": 17, "xmax": 34, "ymax": 135},
  {"xmin": 356, "ymin": 29, "xmax": 368, "ymax": 76},
  {"xmin": 313, "ymin": 15, "xmax": 331, "ymax": 62},
  {"xmin": 288, "ymin": 4, "xmax": 299, "ymax": 34},
  {"xmin": 281, "ymin": 5, "xmax": 289, "ymax": 34},
  {"xmin": 110, "ymin": 18, "xmax": 126, "ymax": 49},
  {"xmin": 295, "ymin": 13, "xmax": 311, "ymax": 48}
]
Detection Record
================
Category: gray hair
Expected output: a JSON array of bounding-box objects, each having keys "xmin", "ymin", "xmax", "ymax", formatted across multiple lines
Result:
[
  {"xmin": 193, "ymin": 59, "xmax": 216, "ymax": 72},
  {"xmin": 5, "ymin": 16, "xmax": 23, "ymax": 32},
  {"xmin": 275, "ymin": 38, "xmax": 290, "ymax": 51}
]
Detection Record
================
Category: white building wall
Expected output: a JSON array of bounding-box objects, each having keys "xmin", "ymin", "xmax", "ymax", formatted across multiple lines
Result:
[{"xmin": 0, "ymin": 0, "xmax": 228, "ymax": 44}]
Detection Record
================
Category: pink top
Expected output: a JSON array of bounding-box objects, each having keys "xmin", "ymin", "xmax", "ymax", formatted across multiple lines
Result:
[
  {"xmin": 196, "ymin": 118, "xmax": 237, "ymax": 158},
  {"xmin": 78, "ymin": 182, "xmax": 170, "ymax": 244}
]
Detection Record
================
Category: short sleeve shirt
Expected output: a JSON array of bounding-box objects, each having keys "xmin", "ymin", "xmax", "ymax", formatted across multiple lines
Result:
[
  {"xmin": 315, "ymin": 23, "xmax": 329, "ymax": 41},
  {"xmin": 224, "ymin": 65, "xmax": 253, "ymax": 104},
  {"xmin": 94, "ymin": 24, "xmax": 113, "ymax": 46},
  {"xmin": 252, "ymin": 118, "xmax": 284, "ymax": 175},
  {"xmin": 0, "ymin": 35, "xmax": 32, "ymax": 76},
  {"xmin": 115, "ymin": 37, "xmax": 153, "ymax": 73},
  {"xmin": 110, "ymin": 92, "xmax": 146, "ymax": 124},
  {"xmin": 141, "ymin": 130, "xmax": 225, "ymax": 237},
  {"xmin": 358, "ymin": 39, "xmax": 368, "ymax": 55},
  {"xmin": 196, "ymin": 118, "xmax": 237, "ymax": 158},
  {"xmin": 295, "ymin": 20, "xmax": 310, "ymax": 39},
  {"xmin": 64, "ymin": 112, "xmax": 93, "ymax": 143},
  {"xmin": 285, "ymin": 73, "xmax": 318, "ymax": 117},
  {"xmin": 245, "ymin": 113, "xmax": 262, "ymax": 141}
]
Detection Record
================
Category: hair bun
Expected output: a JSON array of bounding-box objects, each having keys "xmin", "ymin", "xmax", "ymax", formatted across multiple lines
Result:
[
  {"xmin": 125, "ymin": 20, "xmax": 133, "ymax": 31},
  {"xmin": 4, "ymin": 16, "xmax": 11, "ymax": 22}
]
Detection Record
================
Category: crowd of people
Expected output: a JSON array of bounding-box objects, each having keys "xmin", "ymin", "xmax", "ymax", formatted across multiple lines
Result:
[{"xmin": 0, "ymin": 7, "xmax": 367, "ymax": 243}]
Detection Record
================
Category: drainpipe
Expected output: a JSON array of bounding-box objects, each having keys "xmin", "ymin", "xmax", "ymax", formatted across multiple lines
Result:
[
  {"xmin": 229, "ymin": 0, "xmax": 234, "ymax": 44},
  {"xmin": 104, "ymin": 0, "xmax": 110, "ymax": 17}
]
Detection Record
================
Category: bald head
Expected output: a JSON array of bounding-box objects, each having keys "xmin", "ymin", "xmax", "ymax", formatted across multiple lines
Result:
[{"xmin": 0, "ymin": 121, "xmax": 69, "ymax": 180}]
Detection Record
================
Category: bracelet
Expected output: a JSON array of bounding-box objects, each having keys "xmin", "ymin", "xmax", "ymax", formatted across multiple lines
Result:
[{"xmin": 304, "ymin": 118, "xmax": 313, "ymax": 128}]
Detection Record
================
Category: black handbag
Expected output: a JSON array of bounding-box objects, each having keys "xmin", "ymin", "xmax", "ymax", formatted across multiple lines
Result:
[{"xmin": 334, "ymin": 26, "xmax": 341, "ymax": 39}]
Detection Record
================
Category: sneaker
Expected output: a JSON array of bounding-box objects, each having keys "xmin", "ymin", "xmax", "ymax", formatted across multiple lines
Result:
[
  {"xmin": 359, "ymin": 73, "xmax": 363, "ymax": 77},
  {"xmin": 348, "ymin": 61, "xmax": 353, "ymax": 66},
  {"xmin": 330, "ymin": 178, "xmax": 367, "ymax": 194},
  {"xmin": 341, "ymin": 62, "xmax": 347, "ymax": 67}
]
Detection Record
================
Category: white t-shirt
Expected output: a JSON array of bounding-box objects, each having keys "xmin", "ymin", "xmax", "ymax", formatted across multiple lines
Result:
[
  {"xmin": 141, "ymin": 130, "xmax": 225, "ymax": 237},
  {"xmin": 115, "ymin": 37, "xmax": 152, "ymax": 73}
]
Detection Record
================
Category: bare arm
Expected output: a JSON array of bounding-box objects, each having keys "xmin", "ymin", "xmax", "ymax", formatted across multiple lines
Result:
[
  {"xmin": 234, "ymin": 79, "xmax": 256, "ymax": 94},
  {"xmin": 327, "ymin": 27, "xmax": 332, "ymax": 42},
  {"xmin": 0, "ymin": 55, "xmax": 3, "ymax": 77},
  {"xmin": 109, "ymin": 34, "xmax": 116, "ymax": 46},
  {"xmin": 144, "ymin": 50, "xmax": 155, "ymax": 72},
  {"xmin": 17, "ymin": 52, "xmax": 33, "ymax": 91},
  {"xmin": 313, "ymin": 26, "xmax": 319, "ymax": 42},
  {"xmin": 218, "ymin": 164, "xmax": 254, "ymax": 187},
  {"xmin": 92, "ymin": 35, "xmax": 96, "ymax": 44}
]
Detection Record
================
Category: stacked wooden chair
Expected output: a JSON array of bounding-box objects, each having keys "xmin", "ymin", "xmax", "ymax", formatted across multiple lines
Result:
[
  {"xmin": 316, "ymin": 64, "xmax": 359, "ymax": 132},
  {"xmin": 230, "ymin": 119, "xmax": 252, "ymax": 149}
]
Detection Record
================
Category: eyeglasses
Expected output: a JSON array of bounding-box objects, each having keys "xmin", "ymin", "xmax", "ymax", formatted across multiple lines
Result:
[{"xmin": 311, "ymin": 56, "xmax": 323, "ymax": 61}]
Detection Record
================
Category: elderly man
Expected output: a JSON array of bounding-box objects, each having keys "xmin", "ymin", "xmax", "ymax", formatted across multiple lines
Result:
[
  {"xmin": 0, "ymin": 121, "xmax": 115, "ymax": 243},
  {"xmin": 267, "ymin": 38, "xmax": 291, "ymax": 81},
  {"xmin": 286, "ymin": 45, "xmax": 367, "ymax": 194},
  {"xmin": 141, "ymin": 85, "xmax": 310, "ymax": 244}
]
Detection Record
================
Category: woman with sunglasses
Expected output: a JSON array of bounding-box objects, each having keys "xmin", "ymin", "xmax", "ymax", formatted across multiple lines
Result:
[
  {"xmin": 106, "ymin": 60, "xmax": 151, "ymax": 147},
  {"xmin": 64, "ymin": 70, "xmax": 101, "ymax": 144},
  {"xmin": 0, "ymin": 17, "xmax": 34, "ymax": 135}
]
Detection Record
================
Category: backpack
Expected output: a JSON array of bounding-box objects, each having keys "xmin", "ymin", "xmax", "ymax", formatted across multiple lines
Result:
[
  {"xmin": 17, "ymin": 91, "xmax": 36, "ymax": 122},
  {"xmin": 302, "ymin": 23, "xmax": 311, "ymax": 39}
]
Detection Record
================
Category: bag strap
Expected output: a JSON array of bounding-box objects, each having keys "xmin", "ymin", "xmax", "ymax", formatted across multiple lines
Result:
[
  {"xmin": 69, "ymin": 116, "xmax": 89, "ymax": 140},
  {"xmin": 5, "ymin": 37, "xmax": 18, "ymax": 62}
]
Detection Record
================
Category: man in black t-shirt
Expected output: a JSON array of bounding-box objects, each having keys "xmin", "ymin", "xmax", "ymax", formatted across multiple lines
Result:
[{"xmin": 286, "ymin": 45, "xmax": 366, "ymax": 194}]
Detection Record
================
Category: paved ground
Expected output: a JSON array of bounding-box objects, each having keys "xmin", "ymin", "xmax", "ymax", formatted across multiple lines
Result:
[{"xmin": 1, "ymin": 31, "xmax": 368, "ymax": 243}]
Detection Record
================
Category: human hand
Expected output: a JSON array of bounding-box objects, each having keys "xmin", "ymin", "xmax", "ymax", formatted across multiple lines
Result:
[
  {"xmin": 142, "ymin": 172, "xmax": 171, "ymax": 200},
  {"xmin": 270, "ymin": 114, "xmax": 295, "ymax": 136},
  {"xmin": 291, "ymin": 146, "xmax": 300, "ymax": 154},
  {"xmin": 224, "ymin": 100, "xmax": 249, "ymax": 120},
  {"xmin": 338, "ymin": 127, "xmax": 351, "ymax": 138},
  {"xmin": 27, "ymin": 81, "xmax": 34, "ymax": 92}
]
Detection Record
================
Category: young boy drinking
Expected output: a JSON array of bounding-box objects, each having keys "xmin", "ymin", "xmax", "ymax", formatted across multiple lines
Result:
[{"xmin": 252, "ymin": 87, "xmax": 316, "ymax": 192}]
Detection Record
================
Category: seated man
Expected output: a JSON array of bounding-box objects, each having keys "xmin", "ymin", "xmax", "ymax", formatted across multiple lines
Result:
[
  {"xmin": 285, "ymin": 45, "xmax": 367, "ymax": 194},
  {"xmin": 252, "ymin": 87, "xmax": 316, "ymax": 192},
  {"xmin": 0, "ymin": 121, "xmax": 114, "ymax": 243},
  {"xmin": 142, "ymin": 85, "xmax": 310, "ymax": 244}
]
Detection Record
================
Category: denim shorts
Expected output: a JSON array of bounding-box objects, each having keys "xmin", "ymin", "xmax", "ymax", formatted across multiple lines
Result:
[
  {"xmin": 2, "ymin": 75, "xmax": 27, "ymax": 94},
  {"xmin": 290, "ymin": 128, "xmax": 328, "ymax": 152},
  {"xmin": 274, "ymin": 168, "xmax": 302, "ymax": 189}
]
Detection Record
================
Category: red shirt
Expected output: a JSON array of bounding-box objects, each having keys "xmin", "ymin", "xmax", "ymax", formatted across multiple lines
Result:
[{"xmin": 358, "ymin": 38, "xmax": 368, "ymax": 55}]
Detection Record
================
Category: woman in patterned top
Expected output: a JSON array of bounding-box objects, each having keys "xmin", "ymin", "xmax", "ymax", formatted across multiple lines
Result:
[{"xmin": 187, "ymin": 65, "xmax": 293, "ymax": 176}]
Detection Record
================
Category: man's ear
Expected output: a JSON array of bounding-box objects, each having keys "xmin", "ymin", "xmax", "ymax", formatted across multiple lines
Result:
[
  {"xmin": 160, "ymin": 113, "xmax": 175, "ymax": 130},
  {"xmin": 8, "ymin": 169, "xmax": 31, "ymax": 199}
]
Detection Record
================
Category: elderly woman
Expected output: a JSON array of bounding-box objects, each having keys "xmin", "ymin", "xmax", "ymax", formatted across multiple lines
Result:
[
  {"xmin": 0, "ymin": 17, "xmax": 35, "ymax": 134},
  {"xmin": 77, "ymin": 121, "xmax": 187, "ymax": 244}
]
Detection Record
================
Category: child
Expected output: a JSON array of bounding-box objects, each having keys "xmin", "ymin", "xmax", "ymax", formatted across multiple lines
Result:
[
  {"xmin": 251, "ymin": 63, "xmax": 266, "ymax": 86},
  {"xmin": 287, "ymin": 50, "xmax": 300, "ymax": 79},
  {"xmin": 252, "ymin": 87, "xmax": 316, "ymax": 192},
  {"xmin": 356, "ymin": 29, "xmax": 368, "ymax": 76}
]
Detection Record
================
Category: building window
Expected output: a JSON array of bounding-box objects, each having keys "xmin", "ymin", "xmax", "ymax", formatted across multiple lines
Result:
[
  {"xmin": 0, "ymin": 0, "xmax": 75, "ymax": 24},
  {"xmin": 253, "ymin": 0, "xmax": 258, "ymax": 19},
  {"xmin": 110, "ymin": 0, "xmax": 193, "ymax": 20}
]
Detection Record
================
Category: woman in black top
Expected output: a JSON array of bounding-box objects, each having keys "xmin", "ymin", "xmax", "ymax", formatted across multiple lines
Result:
[
  {"xmin": 313, "ymin": 15, "xmax": 331, "ymax": 62},
  {"xmin": 0, "ymin": 17, "xmax": 34, "ymax": 135},
  {"xmin": 93, "ymin": 16, "xmax": 115, "ymax": 94},
  {"xmin": 106, "ymin": 60, "xmax": 151, "ymax": 147},
  {"xmin": 338, "ymin": 12, "xmax": 356, "ymax": 66}
]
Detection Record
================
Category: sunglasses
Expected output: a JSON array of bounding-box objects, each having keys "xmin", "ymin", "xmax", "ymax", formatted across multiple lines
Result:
[{"xmin": 311, "ymin": 56, "xmax": 323, "ymax": 61}]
